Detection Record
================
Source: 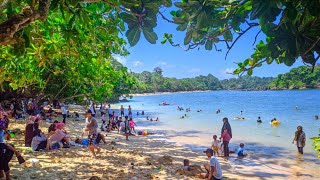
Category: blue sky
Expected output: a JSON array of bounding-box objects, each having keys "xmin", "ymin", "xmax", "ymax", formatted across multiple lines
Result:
[{"xmin": 115, "ymin": 11, "xmax": 304, "ymax": 80}]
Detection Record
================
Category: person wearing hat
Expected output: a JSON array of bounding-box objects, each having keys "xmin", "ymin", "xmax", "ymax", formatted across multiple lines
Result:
[{"xmin": 200, "ymin": 148, "xmax": 223, "ymax": 180}]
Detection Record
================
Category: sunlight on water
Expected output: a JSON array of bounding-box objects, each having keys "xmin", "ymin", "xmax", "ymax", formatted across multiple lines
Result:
[{"xmin": 115, "ymin": 90, "xmax": 320, "ymax": 177}]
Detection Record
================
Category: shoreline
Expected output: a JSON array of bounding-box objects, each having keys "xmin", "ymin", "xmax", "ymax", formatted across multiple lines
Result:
[
  {"xmin": 7, "ymin": 115, "xmax": 317, "ymax": 179},
  {"xmin": 127, "ymin": 88, "xmax": 320, "ymax": 97}
]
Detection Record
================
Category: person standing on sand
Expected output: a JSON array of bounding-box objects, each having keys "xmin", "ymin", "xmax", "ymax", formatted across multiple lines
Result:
[
  {"xmin": 120, "ymin": 105, "xmax": 124, "ymax": 117},
  {"xmin": 128, "ymin": 105, "xmax": 132, "ymax": 117},
  {"xmin": 292, "ymin": 126, "xmax": 306, "ymax": 154},
  {"xmin": 200, "ymin": 148, "xmax": 223, "ymax": 180},
  {"xmin": 89, "ymin": 101, "xmax": 96, "ymax": 117},
  {"xmin": 61, "ymin": 102, "xmax": 67, "ymax": 124},
  {"xmin": 86, "ymin": 110, "xmax": 101, "ymax": 158},
  {"xmin": 220, "ymin": 117, "xmax": 232, "ymax": 157},
  {"xmin": 124, "ymin": 116, "xmax": 129, "ymax": 140}
]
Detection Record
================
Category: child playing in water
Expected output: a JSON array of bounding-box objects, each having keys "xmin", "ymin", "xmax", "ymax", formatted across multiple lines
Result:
[
  {"xmin": 236, "ymin": 143, "xmax": 248, "ymax": 157},
  {"xmin": 211, "ymin": 135, "xmax": 220, "ymax": 156},
  {"xmin": 129, "ymin": 117, "xmax": 137, "ymax": 134}
]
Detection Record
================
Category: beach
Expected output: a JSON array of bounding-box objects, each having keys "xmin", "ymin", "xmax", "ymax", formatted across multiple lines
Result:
[{"xmin": 6, "ymin": 113, "xmax": 317, "ymax": 180}]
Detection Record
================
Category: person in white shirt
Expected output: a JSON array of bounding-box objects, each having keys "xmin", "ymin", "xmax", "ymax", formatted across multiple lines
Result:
[
  {"xmin": 61, "ymin": 102, "xmax": 67, "ymax": 124},
  {"xmin": 201, "ymin": 148, "xmax": 223, "ymax": 180}
]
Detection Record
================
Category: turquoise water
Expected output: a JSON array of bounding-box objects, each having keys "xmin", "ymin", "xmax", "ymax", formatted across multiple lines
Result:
[{"xmin": 114, "ymin": 90, "xmax": 320, "ymax": 177}]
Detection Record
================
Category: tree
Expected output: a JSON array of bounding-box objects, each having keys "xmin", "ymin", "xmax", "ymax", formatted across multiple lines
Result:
[
  {"xmin": 0, "ymin": 0, "xmax": 131, "ymax": 101},
  {"xmin": 116, "ymin": 0, "xmax": 320, "ymax": 75}
]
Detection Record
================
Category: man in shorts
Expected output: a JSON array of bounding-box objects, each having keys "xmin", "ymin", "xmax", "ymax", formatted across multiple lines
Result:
[
  {"xmin": 86, "ymin": 110, "xmax": 101, "ymax": 158},
  {"xmin": 200, "ymin": 148, "xmax": 223, "ymax": 180}
]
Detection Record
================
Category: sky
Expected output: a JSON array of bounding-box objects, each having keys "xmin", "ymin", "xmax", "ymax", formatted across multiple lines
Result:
[{"xmin": 114, "ymin": 9, "xmax": 304, "ymax": 80}]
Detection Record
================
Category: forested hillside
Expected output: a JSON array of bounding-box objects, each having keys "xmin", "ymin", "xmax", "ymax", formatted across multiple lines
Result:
[
  {"xmin": 131, "ymin": 67, "xmax": 274, "ymax": 93},
  {"xmin": 270, "ymin": 65, "xmax": 320, "ymax": 89}
]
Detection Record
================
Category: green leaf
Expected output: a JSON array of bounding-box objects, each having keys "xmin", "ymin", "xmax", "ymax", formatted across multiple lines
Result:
[
  {"xmin": 9, "ymin": 83, "xmax": 18, "ymax": 90},
  {"xmin": 163, "ymin": 0, "xmax": 172, "ymax": 7},
  {"xmin": 176, "ymin": 23, "xmax": 187, "ymax": 31},
  {"xmin": 196, "ymin": 11, "xmax": 207, "ymax": 29},
  {"xmin": 184, "ymin": 30, "xmax": 192, "ymax": 45},
  {"xmin": 120, "ymin": 13, "xmax": 138, "ymax": 26},
  {"xmin": 223, "ymin": 30, "xmax": 233, "ymax": 42},
  {"xmin": 170, "ymin": 10, "xmax": 176, "ymax": 17},
  {"xmin": 142, "ymin": 27, "xmax": 158, "ymax": 44},
  {"xmin": 247, "ymin": 69, "xmax": 253, "ymax": 76},
  {"xmin": 68, "ymin": 14, "xmax": 76, "ymax": 29},
  {"xmin": 205, "ymin": 40, "xmax": 213, "ymax": 50},
  {"xmin": 126, "ymin": 26, "xmax": 141, "ymax": 46}
]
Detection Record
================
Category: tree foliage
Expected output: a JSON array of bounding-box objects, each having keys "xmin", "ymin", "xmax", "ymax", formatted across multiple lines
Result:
[
  {"xmin": 112, "ymin": 0, "xmax": 320, "ymax": 75},
  {"xmin": 132, "ymin": 69, "xmax": 274, "ymax": 93},
  {"xmin": 269, "ymin": 65, "xmax": 320, "ymax": 89},
  {"xmin": 0, "ymin": 0, "xmax": 135, "ymax": 101}
]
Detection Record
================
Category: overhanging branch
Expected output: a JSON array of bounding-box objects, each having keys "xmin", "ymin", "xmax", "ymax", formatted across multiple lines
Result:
[{"xmin": 0, "ymin": 0, "xmax": 51, "ymax": 46}]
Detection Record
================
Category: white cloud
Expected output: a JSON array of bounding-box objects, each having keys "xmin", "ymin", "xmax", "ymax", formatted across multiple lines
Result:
[
  {"xmin": 224, "ymin": 68, "xmax": 235, "ymax": 74},
  {"xmin": 157, "ymin": 61, "xmax": 176, "ymax": 68},
  {"xmin": 133, "ymin": 60, "xmax": 143, "ymax": 68},
  {"xmin": 219, "ymin": 68, "xmax": 237, "ymax": 79},
  {"xmin": 114, "ymin": 55, "xmax": 127, "ymax": 65}
]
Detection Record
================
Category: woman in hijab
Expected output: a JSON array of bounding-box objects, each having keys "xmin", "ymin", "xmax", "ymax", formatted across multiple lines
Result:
[
  {"xmin": 24, "ymin": 115, "xmax": 41, "ymax": 147},
  {"xmin": 220, "ymin": 117, "xmax": 232, "ymax": 157},
  {"xmin": 292, "ymin": 126, "xmax": 306, "ymax": 154}
]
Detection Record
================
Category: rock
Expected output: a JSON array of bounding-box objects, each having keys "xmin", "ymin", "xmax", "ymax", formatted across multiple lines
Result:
[
  {"xmin": 89, "ymin": 176, "xmax": 101, "ymax": 180},
  {"xmin": 157, "ymin": 155, "xmax": 173, "ymax": 165},
  {"xmin": 30, "ymin": 174, "xmax": 37, "ymax": 179}
]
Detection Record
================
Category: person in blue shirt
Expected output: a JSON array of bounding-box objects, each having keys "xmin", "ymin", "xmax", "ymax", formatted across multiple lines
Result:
[{"xmin": 237, "ymin": 143, "xmax": 248, "ymax": 157}]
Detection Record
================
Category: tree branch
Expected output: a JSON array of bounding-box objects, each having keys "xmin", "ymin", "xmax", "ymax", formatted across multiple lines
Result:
[
  {"xmin": 303, "ymin": 37, "xmax": 320, "ymax": 56},
  {"xmin": 0, "ymin": 0, "xmax": 51, "ymax": 46},
  {"xmin": 158, "ymin": 11, "xmax": 175, "ymax": 23},
  {"xmin": 252, "ymin": 29, "xmax": 262, "ymax": 46},
  {"xmin": 225, "ymin": 24, "xmax": 259, "ymax": 60}
]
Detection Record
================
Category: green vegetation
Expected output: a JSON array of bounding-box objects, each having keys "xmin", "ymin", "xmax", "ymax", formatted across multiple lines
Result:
[
  {"xmin": 311, "ymin": 130, "xmax": 320, "ymax": 158},
  {"xmin": 0, "ymin": 1, "xmax": 135, "ymax": 102},
  {"xmin": 269, "ymin": 65, "xmax": 320, "ymax": 89},
  {"xmin": 1, "ymin": 0, "xmax": 319, "ymax": 102},
  {"xmin": 117, "ymin": 0, "xmax": 320, "ymax": 75},
  {"xmin": 132, "ymin": 65, "xmax": 320, "ymax": 93},
  {"xmin": 131, "ymin": 67, "xmax": 273, "ymax": 93}
]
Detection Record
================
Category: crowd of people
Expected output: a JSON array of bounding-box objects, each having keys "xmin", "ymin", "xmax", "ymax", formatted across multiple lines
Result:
[{"xmin": 0, "ymin": 98, "xmax": 313, "ymax": 180}]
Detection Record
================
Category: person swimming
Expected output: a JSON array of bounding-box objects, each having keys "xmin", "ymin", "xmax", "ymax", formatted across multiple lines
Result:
[
  {"xmin": 271, "ymin": 118, "xmax": 277, "ymax": 123},
  {"xmin": 315, "ymin": 115, "xmax": 319, "ymax": 120},
  {"xmin": 257, "ymin": 116, "xmax": 262, "ymax": 123}
]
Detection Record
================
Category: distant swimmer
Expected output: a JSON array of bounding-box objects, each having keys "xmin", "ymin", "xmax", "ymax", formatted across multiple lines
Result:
[
  {"xmin": 315, "ymin": 115, "xmax": 319, "ymax": 120},
  {"xmin": 257, "ymin": 116, "xmax": 262, "ymax": 123},
  {"xmin": 216, "ymin": 109, "xmax": 221, "ymax": 114},
  {"xmin": 146, "ymin": 116, "xmax": 149, "ymax": 120},
  {"xmin": 234, "ymin": 117, "xmax": 245, "ymax": 120},
  {"xmin": 240, "ymin": 110, "xmax": 243, "ymax": 115},
  {"xmin": 271, "ymin": 118, "xmax": 280, "ymax": 125},
  {"xmin": 197, "ymin": 110, "xmax": 202, "ymax": 112},
  {"xmin": 155, "ymin": 117, "xmax": 159, "ymax": 121},
  {"xmin": 142, "ymin": 111, "xmax": 145, "ymax": 115}
]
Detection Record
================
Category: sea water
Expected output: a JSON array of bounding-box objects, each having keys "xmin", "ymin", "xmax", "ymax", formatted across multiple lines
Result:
[{"xmin": 114, "ymin": 90, "xmax": 320, "ymax": 178}]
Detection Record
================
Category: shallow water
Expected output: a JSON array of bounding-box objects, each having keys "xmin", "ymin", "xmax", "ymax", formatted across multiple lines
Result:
[{"xmin": 114, "ymin": 90, "xmax": 320, "ymax": 178}]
